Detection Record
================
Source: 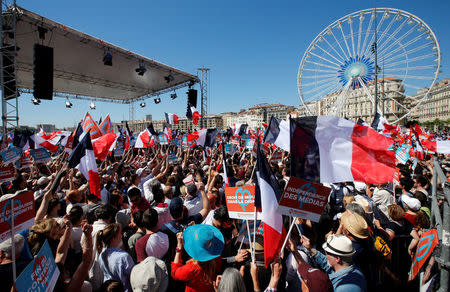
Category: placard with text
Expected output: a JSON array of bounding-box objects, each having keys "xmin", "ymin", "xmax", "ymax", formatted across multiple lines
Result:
[
  {"xmin": 225, "ymin": 186, "xmax": 261, "ymax": 219},
  {"xmin": 277, "ymin": 177, "xmax": 331, "ymax": 222}
]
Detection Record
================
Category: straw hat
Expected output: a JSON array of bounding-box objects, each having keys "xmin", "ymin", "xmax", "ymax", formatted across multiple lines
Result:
[
  {"xmin": 355, "ymin": 198, "xmax": 372, "ymax": 214},
  {"xmin": 341, "ymin": 212, "xmax": 369, "ymax": 239}
]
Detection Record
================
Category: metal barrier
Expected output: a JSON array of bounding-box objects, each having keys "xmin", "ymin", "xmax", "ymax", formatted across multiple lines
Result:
[{"xmin": 431, "ymin": 157, "xmax": 450, "ymax": 292}]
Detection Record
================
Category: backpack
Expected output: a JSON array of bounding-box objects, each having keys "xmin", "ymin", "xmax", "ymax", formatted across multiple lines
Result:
[{"xmin": 371, "ymin": 231, "xmax": 392, "ymax": 260}]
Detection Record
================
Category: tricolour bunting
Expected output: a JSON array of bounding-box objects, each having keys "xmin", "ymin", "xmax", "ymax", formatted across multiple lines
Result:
[{"xmin": 290, "ymin": 116, "xmax": 396, "ymax": 184}]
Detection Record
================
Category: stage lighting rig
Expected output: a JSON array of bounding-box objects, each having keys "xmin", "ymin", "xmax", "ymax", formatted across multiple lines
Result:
[
  {"xmin": 90, "ymin": 102, "xmax": 96, "ymax": 110},
  {"xmin": 154, "ymin": 98, "xmax": 161, "ymax": 104},
  {"xmin": 140, "ymin": 102, "xmax": 146, "ymax": 108},
  {"xmin": 164, "ymin": 74, "xmax": 174, "ymax": 83},
  {"xmin": 103, "ymin": 52, "xmax": 112, "ymax": 66},
  {"xmin": 170, "ymin": 93, "xmax": 177, "ymax": 100},
  {"xmin": 31, "ymin": 97, "xmax": 41, "ymax": 105},
  {"xmin": 65, "ymin": 99, "xmax": 73, "ymax": 108},
  {"xmin": 135, "ymin": 63, "xmax": 147, "ymax": 76}
]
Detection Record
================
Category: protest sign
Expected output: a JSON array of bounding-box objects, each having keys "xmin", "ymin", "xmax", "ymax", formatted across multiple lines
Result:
[
  {"xmin": 114, "ymin": 139, "xmax": 125, "ymax": 157},
  {"xmin": 159, "ymin": 134, "xmax": 168, "ymax": 145},
  {"xmin": 183, "ymin": 175, "xmax": 195, "ymax": 185},
  {"xmin": 28, "ymin": 148, "xmax": 52, "ymax": 163},
  {"xmin": 15, "ymin": 155, "xmax": 33, "ymax": 170},
  {"xmin": 168, "ymin": 153, "xmax": 177, "ymax": 164},
  {"xmin": 0, "ymin": 191, "xmax": 35, "ymax": 242},
  {"xmin": 408, "ymin": 229, "xmax": 439, "ymax": 281},
  {"xmin": 270, "ymin": 150, "xmax": 282, "ymax": 164},
  {"xmin": 396, "ymin": 143, "xmax": 411, "ymax": 164},
  {"xmin": 245, "ymin": 139, "xmax": 255, "ymax": 150},
  {"xmin": 16, "ymin": 240, "xmax": 60, "ymax": 292},
  {"xmin": 393, "ymin": 167, "xmax": 400, "ymax": 185},
  {"xmin": 225, "ymin": 186, "xmax": 260, "ymax": 220},
  {"xmin": 0, "ymin": 146, "xmax": 22, "ymax": 164},
  {"xmin": 225, "ymin": 144, "xmax": 237, "ymax": 155},
  {"xmin": 182, "ymin": 136, "xmax": 188, "ymax": 148},
  {"xmin": 0, "ymin": 165, "xmax": 15, "ymax": 183},
  {"xmin": 277, "ymin": 177, "xmax": 331, "ymax": 222}
]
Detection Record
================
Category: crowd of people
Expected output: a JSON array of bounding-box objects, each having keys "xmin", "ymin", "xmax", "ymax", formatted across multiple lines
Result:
[{"xmin": 0, "ymin": 132, "xmax": 447, "ymax": 292}]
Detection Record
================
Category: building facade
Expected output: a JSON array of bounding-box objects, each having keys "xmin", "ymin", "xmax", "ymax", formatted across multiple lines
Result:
[{"xmin": 410, "ymin": 78, "xmax": 450, "ymax": 123}]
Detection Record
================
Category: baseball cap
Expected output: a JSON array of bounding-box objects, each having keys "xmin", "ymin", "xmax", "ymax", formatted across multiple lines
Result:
[{"xmin": 401, "ymin": 194, "xmax": 421, "ymax": 212}]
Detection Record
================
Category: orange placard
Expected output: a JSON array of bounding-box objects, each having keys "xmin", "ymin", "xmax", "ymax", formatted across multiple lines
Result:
[
  {"xmin": 225, "ymin": 186, "xmax": 258, "ymax": 219},
  {"xmin": 277, "ymin": 177, "xmax": 331, "ymax": 222},
  {"xmin": 408, "ymin": 229, "xmax": 439, "ymax": 281}
]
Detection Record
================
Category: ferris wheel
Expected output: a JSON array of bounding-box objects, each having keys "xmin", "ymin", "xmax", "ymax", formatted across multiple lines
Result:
[{"xmin": 297, "ymin": 7, "xmax": 441, "ymax": 123}]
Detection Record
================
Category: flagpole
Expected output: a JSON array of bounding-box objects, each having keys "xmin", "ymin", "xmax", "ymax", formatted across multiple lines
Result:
[
  {"xmin": 279, "ymin": 217, "xmax": 297, "ymax": 256},
  {"xmin": 10, "ymin": 198, "xmax": 16, "ymax": 283},
  {"xmin": 252, "ymin": 210, "xmax": 257, "ymax": 264},
  {"xmin": 246, "ymin": 220, "xmax": 255, "ymax": 263}
]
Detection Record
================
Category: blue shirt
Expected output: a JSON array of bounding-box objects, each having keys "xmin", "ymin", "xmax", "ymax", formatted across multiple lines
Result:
[
  {"xmin": 312, "ymin": 250, "xmax": 367, "ymax": 292},
  {"xmin": 98, "ymin": 247, "xmax": 135, "ymax": 292}
]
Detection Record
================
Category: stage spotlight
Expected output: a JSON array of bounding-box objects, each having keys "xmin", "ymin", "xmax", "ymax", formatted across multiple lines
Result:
[
  {"xmin": 140, "ymin": 102, "xmax": 146, "ymax": 108},
  {"xmin": 31, "ymin": 97, "xmax": 41, "ymax": 105},
  {"xmin": 103, "ymin": 52, "xmax": 112, "ymax": 66},
  {"xmin": 135, "ymin": 64, "xmax": 147, "ymax": 76},
  {"xmin": 170, "ymin": 93, "xmax": 177, "ymax": 100},
  {"xmin": 90, "ymin": 102, "xmax": 96, "ymax": 110},
  {"xmin": 188, "ymin": 79, "xmax": 196, "ymax": 88},
  {"xmin": 164, "ymin": 74, "xmax": 174, "ymax": 83},
  {"xmin": 65, "ymin": 99, "xmax": 73, "ymax": 108},
  {"xmin": 154, "ymin": 98, "xmax": 161, "ymax": 104}
]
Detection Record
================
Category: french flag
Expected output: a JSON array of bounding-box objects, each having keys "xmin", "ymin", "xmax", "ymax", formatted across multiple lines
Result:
[
  {"xmin": 187, "ymin": 103, "xmax": 201, "ymax": 125},
  {"xmin": 135, "ymin": 128, "xmax": 155, "ymax": 148},
  {"xmin": 264, "ymin": 116, "xmax": 290, "ymax": 152},
  {"xmin": 165, "ymin": 112, "xmax": 179, "ymax": 124},
  {"xmin": 187, "ymin": 129, "xmax": 218, "ymax": 148},
  {"xmin": 290, "ymin": 116, "xmax": 396, "ymax": 184},
  {"xmin": 68, "ymin": 134, "xmax": 101, "ymax": 199},
  {"xmin": 422, "ymin": 140, "xmax": 450, "ymax": 154},
  {"xmin": 93, "ymin": 132, "xmax": 117, "ymax": 161},
  {"xmin": 255, "ymin": 141, "xmax": 285, "ymax": 267},
  {"xmin": 222, "ymin": 142, "xmax": 230, "ymax": 187}
]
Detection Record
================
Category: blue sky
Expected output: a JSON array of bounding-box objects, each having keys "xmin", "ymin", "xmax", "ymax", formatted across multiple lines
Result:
[{"xmin": 18, "ymin": 0, "xmax": 450, "ymax": 128}]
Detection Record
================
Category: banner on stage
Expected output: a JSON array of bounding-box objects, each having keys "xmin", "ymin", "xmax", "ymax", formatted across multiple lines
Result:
[
  {"xmin": 0, "ymin": 146, "xmax": 22, "ymax": 165},
  {"xmin": 225, "ymin": 186, "xmax": 260, "ymax": 220},
  {"xmin": 408, "ymin": 229, "xmax": 439, "ymax": 281},
  {"xmin": 277, "ymin": 177, "xmax": 331, "ymax": 222},
  {"xmin": 16, "ymin": 240, "xmax": 60, "ymax": 292},
  {"xmin": 28, "ymin": 148, "xmax": 52, "ymax": 163},
  {"xmin": 0, "ymin": 191, "xmax": 35, "ymax": 242}
]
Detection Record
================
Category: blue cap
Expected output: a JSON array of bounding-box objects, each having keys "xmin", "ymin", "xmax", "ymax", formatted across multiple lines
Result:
[{"xmin": 183, "ymin": 224, "xmax": 224, "ymax": 262}]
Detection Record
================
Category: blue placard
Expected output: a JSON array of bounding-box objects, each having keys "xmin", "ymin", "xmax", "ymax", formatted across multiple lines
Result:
[
  {"xmin": 158, "ymin": 134, "xmax": 168, "ymax": 145},
  {"xmin": 245, "ymin": 139, "xmax": 255, "ymax": 150},
  {"xmin": 28, "ymin": 148, "xmax": 52, "ymax": 163},
  {"xmin": 0, "ymin": 146, "xmax": 22, "ymax": 164},
  {"xmin": 16, "ymin": 240, "xmax": 60, "ymax": 292},
  {"xmin": 168, "ymin": 153, "xmax": 178, "ymax": 163},
  {"xmin": 396, "ymin": 144, "xmax": 411, "ymax": 164}
]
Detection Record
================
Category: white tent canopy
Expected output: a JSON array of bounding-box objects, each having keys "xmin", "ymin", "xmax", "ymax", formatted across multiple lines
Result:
[{"xmin": 6, "ymin": 6, "xmax": 198, "ymax": 103}]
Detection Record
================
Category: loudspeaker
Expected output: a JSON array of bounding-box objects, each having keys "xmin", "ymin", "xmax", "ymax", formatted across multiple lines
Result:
[
  {"xmin": 33, "ymin": 44, "xmax": 53, "ymax": 100},
  {"xmin": 187, "ymin": 89, "xmax": 197, "ymax": 108},
  {"xmin": 2, "ymin": 54, "xmax": 16, "ymax": 100}
]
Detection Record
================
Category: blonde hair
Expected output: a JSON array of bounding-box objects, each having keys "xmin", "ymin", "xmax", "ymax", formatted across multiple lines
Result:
[
  {"xmin": 28, "ymin": 219, "xmax": 58, "ymax": 255},
  {"xmin": 343, "ymin": 195, "xmax": 355, "ymax": 206}
]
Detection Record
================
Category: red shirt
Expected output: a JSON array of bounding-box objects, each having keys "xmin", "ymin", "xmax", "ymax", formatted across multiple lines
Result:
[
  {"xmin": 131, "ymin": 197, "xmax": 152, "ymax": 213},
  {"xmin": 135, "ymin": 234, "xmax": 151, "ymax": 263},
  {"xmin": 404, "ymin": 212, "xmax": 417, "ymax": 227},
  {"xmin": 171, "ymin": 260, "xmax": 220, "ymax": 292}
]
